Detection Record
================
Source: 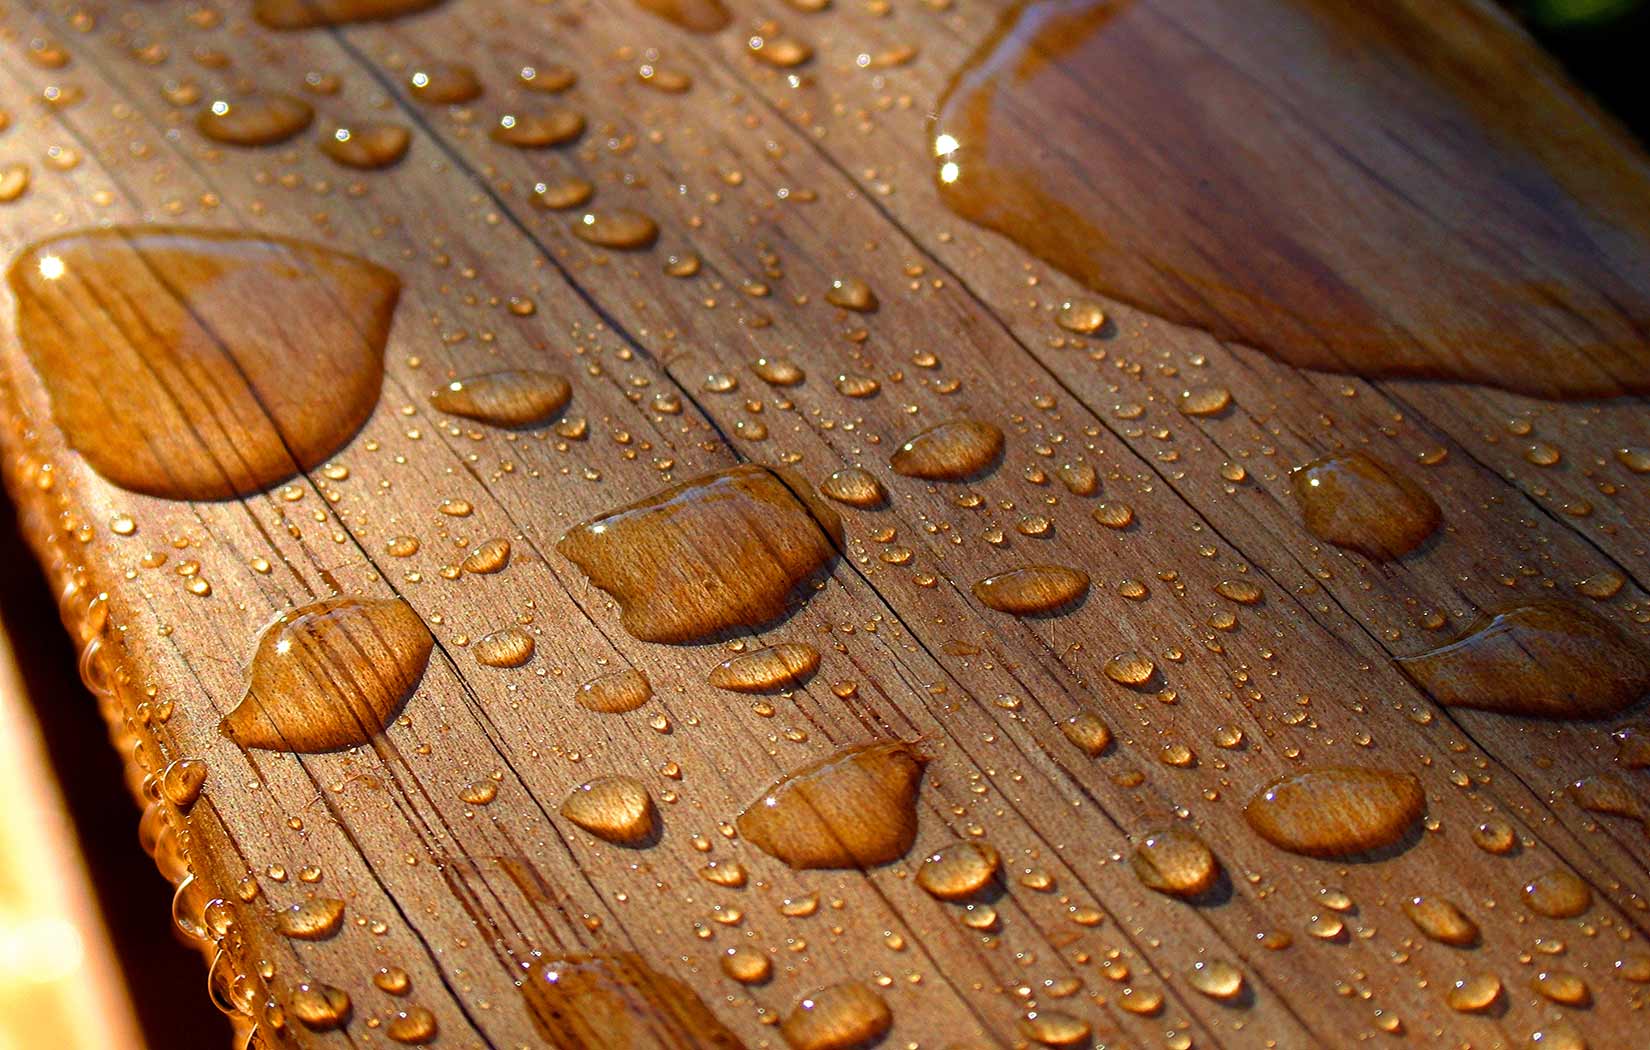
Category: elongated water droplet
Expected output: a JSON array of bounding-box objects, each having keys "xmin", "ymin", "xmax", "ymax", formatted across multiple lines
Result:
[
  {"xmin": 1061, "ymin": 711, "xmax": 1111, "ymax": 756},
  {"xmin": 1402, "ymin": 896, "xmax": 1478, "ymax": 946},
  {"xmin": 491, "ymin": 108, "xmax": 586, "ymax": 148},
  {"xmin": 408, "ymin": 62, "xmax": 482, "ymax": 104},
  {"xmin": 254, "ymin": 0, "xmax": 442, "ymax": 29},
  {"xmin": 1291, "ymin": 452, "xmax": 1442, "ymax": 560},
  {"xmin": 462, "ymin": 537, "xmax": 511, "ymax": 575},
  {"xmin": 1445, "ymin": 973, "xmax": 1501, "ymax": 1013},
  {"xmin": 708, "ymin": 643, "xmax": 820, "ymax": 693},
  {"xmin": 576, "ymin": 669, "xmax": 652, "ymax": 713},
  {"xmin": 197, "ymin": 94, "xmax": 314, "ymax": 146},
  {"xmin": 533, "ymin": 176, "xmax": 595, "ymax": 211},
  {"xmin": 1056, "ymin": 299, "xmax": 1104, "ymax": 334},
  {"xmin": 751, "ymin": 34, "xmax": 814, "ymax": 69},
  {"xmin": 1187, "ymin": 959, "xmax": 1244, "ymax": 1001},
  {"xmin": 891, "ymin": 420, "xmax": 1003, "ymax": 480},
  {"xmin": 1176, "ymin": 384, "xmax": 1231, "ymax": 417},
  {"xmin": 1532, "ymin": 969, "xmax": 1591, "ymax": 1007},
  {"xmin": 825, "ymin": 277, "xmax": 878, "ymax": 312},
  {"xmin": 221, "ymin": 597, "xmax": 433, "ymax": 752},
  {"xmin": 431, "ymin": 370, "xmax": 571, "ymax": 430},
  {"xmin": 474, "ymin": 626, "xmax": 535, "ymax": 668},
  {"xmin": 557, "ymin": 465, "xmax": 842, "ymax": 644},
  {"xmin": 1523, "ymin": 868, "xmax": 1592, "ymax": 918},
  {"xmin": 634, "ymin": 0, "xmax": 731, "ymax": 32},
  {"xmin": 1398, "ymin": 600, "xmax": 1650, "ymax": 719},
  {"xmin": 522, "ymin": 952, "xmax": 746, "ymax": 1048},
  {"xmin": 161, "ymin": 758, "xmax": 208, "ymax": 808},
  {"xmin": 780, "ymin": 983, "xmax": 890, "ymax": 1050},
  {"xmin": 916, "ymin": 841, "xmax": 999, "ymax": 900},
  {"xmin": 1244, "ymin": 767, "xmax": 1424, "ymax": 858},
  {"xmin": 561, "ymin": 775, "xmax": 657, "ymax": 845},
  {"xmin": 11, "ymin": 228, "xmax": 399, "ymax": 500},
  {"xmin": 1131, "ymin": 828, "xmax": 1219, "ymax": 898},
  {"xmin": 0, "ymin": 163, "xmax": 29, "ymax": 203},
  {"xmin": 320, "ymin": 122, "xmax": 410, "ymax": 169},
  {"xmin": 572, "ymin": 210, "xmax": 660, "ymax": 250},
  {"xmin": 737, "ymin": 742, "xmax": 926, "ymax": 868},
  {"xmin": 1019, "ymin": 1010, "xmax": 1091, "ymax": 1047},
  {"xmin": 277, "ymin": 897, "xmax": 346, "ymax": 940},
  {"xmin": 289, "ymin": 981, "xmax": 351, "ymax": 1030},
  {"xmin": 753, "ymin": 356, "xmax": 806, "ymax": 386},
  {"xmin": 972, "ymin": 565, "xmax": 1088, "ymax": 615},
  {"xmin": 819, "ymin": 468, "xmax": 887, "ymax": 508}
]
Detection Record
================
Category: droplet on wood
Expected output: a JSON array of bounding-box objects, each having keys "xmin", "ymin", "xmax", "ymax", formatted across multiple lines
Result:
[
  {"xmin": 972, "ymin": 565, "xmax": 1089, "ymax": 616},
  {"xmin": 521, "ymin": 952, "xmax": 746, "ymax": 1048},
  {"xmin": 561, "ymin": 775, "xmax": 657, "ymax": 845},
  {"xmin": 819, "ymin": 468, "xmax": 887, "ymax": 508},
  {"xmin": 780, "ymin": 982, "xmax": 891, "ymax": 1050},
  {"xmin": 737, "ymin": 742, "xmax": 926, "ymax": 869},
  {"xmin": 576, "ymin": 669, "xmax": 653, "ymax": 713},
  {"xmin": 1244, "ymin": 767, "xmax": 1424, "ymax": 858},
  {"xmin": 572, "ymin": 210, "xmax": 660, "ymax": 250},
  {"xmin": 1290, "ymin": 451, "xmax": 1442, "ymax": 560},
  {"xmin": 197, "ymin": 94, "xmax": 314, "ymax": 146},
  {"xmin": 320, "ymin": 122, "xmax": 410, "ymax": 169},
  {"xmin": 474, "ymin": 626, "xmax": 535, "ymax": 668},
  {"xmin": 891, "ymin": 420, "xmax": 1004, "ymax": 480},
  {"xmin": 708, "ymin": 643, "xmax": 821, "ymax": 693},
  {"xmin": 431, "ymin": 370, "xmax": 572, "ymax": 428}
]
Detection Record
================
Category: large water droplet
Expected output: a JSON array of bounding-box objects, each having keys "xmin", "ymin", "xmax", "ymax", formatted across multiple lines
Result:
[
  {"xmin": 1397, "ymin": 600, "xmax": 1650, "ymax": 719},
  {"xmin": 254, "ymin": 0, "xmax": 443, "ymax": 29},
  {"xmin": 916, "ymin": 841, "xmax": 1000, "ymax": 900},
  {"xmin": 557, "ymin": 465, "xmax": 842, "ymax": 643},
  {"xmin": 1290, "ymin": 452, "xmax": 1442, "ymax": 560},
  {"xmin": 1244, "ymin": 767, "xmax": 1424, "ymax": 858},
  {"xmin": 276, "ymin": 897, "xmax": 346, "ymax": 940},
  {"xmin": 708, "ymin": 643, "xmax": 820, "ymax": 693},
  {"xmin": 779, "ymin": 982, "xmax": 891, "ymax": 1050},
  {"xmin": 221, "ymin": 597, "xmax": 432, "ymax": 752},
  {"xmin": 890, "ymin": 420, "xmax": 1003, "ymax": 480},
  {"xmin": 1131, "ymin": 828, "xmax": 1220, "ymax": 898},
  {"xmin": 576, "ymin": 669, "xmax": 653, "ymax": 713},
  {"xmin": 431, "ymin": 370, "xmax": 572, "ymax": 428},
  {"xmin": 634, "ymin": 0, "xmax": 731, "ymax": 32},
  {"xmin": 737, "ymin": 742, "xmax": 926, "ymax": 868},
  {"xmin": 561, "ymin": 775, "xmax": 657, "ymax": 845},
  {"xmin": 972, "ymin": 565, "xmax": 1089, "ymax": 615},
  {"xmin": 9, "ymin": 227, "xmax": 399, "ymax": 500},
  {"xmin": 197, "ymin": 94, "xmax": 314, "ymax": 146}
]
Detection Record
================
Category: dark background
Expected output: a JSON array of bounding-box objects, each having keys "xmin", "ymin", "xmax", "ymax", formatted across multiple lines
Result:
[{"xmin": 0, "ymin": 2, "xmax": 1645, "ymax": 1047}]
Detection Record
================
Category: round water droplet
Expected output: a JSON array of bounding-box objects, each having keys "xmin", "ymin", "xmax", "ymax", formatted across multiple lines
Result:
[
  {"xmin": 462, "ymin": 537, "xmax": 511, "ymax": 575},
  {"xmin": 916, "ymin": 841, "xmax": 1000, "ymax": 900},
  {"xmin": 1132, "ymin": 828, "xmax": 1219, "ymax": 898},
  {"xmin": 819, "ymin": 468, "xmax": 887, "ymax": 508},
  {"xmin": 1523, "ymin": 868, "xmax": 1592, "ymax": 918},
  {"xmin": 1290, "ymin": 452, "xmax": 1442, "ymax": 560},
  {"xmin": 1176, "ymin": 384, "xmax": 1231, "ymax": 417},
  {"xmin": 825, "ymin": 277, "xmax": 878, "ymax": 312},
  {"xmin": 474, "ymin": 626, "xmax": 535, "ymax": 668},
  {"xmin": 1402, "ymin": 896, "xmax": 1478, "ymax": 946},
  {"xmin": 720, "ymin": 946, "xmax": 772, "ymax": 984},
  {"xmin": 1061, "ymin": 711, "xmax": 1111, "ymax": 756},
  {"xmin": 1056, "ymin": 299, "xmax": 1104, "ymax": 334}
]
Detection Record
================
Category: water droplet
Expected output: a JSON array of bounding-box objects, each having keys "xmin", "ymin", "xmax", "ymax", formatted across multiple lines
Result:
[
  {"xmin": 533, "ymin": 176, "xmax": 595, "ymax": 211},
  {"xmin": 1061, "ymin": 711, "xmax": 1111, "ymax": 756},
  {"xmin": 1055, "ymin": 460, "xmax": 1098, "ymax": 496},
  {"xmin": 753, "ymin": 357, "xmax": 806, "ymax": 386},
  {"xmin": 1401, "ymin": 896, "xmax": 1478, "ymax": 946},
  {"xmin": 1186, "ymin": 959, "xmax": 1244, "ymax": 1001},
  {"xmin": 1445, "ymin": 973, "xmax": 1501, "ymax": 1013},
  {"xmin": 1131, "ymin": 828, "xmax": 1219, "ymax": 897},
  {"xmin": 738, "ymin": 741, "xmax": 926, "ymax": 868},
  {"xmin": 561, "ymin": 775, "xmax": 657, "ymax": 845},
  {"xmin": 1102, "ymin": 650, "xmax": 1157, "ymax": 688},
  {"xmin": 825, "ymin": 277, "xmax": 878, "ymax": 312},
  {"xmin": 720, "ymin": 946, "xmax": 771, "ymax": 984},
  {"xmin": 254, "ymin": 0, "xmax": 442, "ymax": 29},
  {"xmin": 1213, "ymin": 578, "xmax": 1263, "ymax": 605},
  {"xmin": 276, "ymin": 897, "xmax": 346, "ymax": 940},
  {"xmin": 576, "ymin": 669, "xmax": 652, "ymax": 713},
  {"xmin": 780, "ymin": 982, "xmax": 891, "ymax": 1050},
  {"xmin": 521, "ymin": 952, "xmax": 746, "ymax": 1047},
  {"xmin": 1019, "ymin": 1010, "xmax": 1091, "ymax": 1046},
  {"xmin": 1176, "ymin": 385, "xmax": 1231, "ymax": 417},
  {"xmin": 1244, "ymin": 767, "xmax": 1424, "ymax": 858},
  {"xmin": 408, "ymin": 62, "xmax": 482, "ymax": 104},
  {"xmin": 431, "ymin": 370, "xmax": 572, "ymax": 429},
  {"xmin": 819, "ymin": 468, "xmax": 887, "ymax": 508},
  {"xmin": 891, "ymin": 420, "xmax": 1004, "ymax": 480},
  {"xmin": 557, "ymin": 465, "xmax": 842, "ymax": 643},
  {"xmin": 460, "ymin": 538, "xmax": 510, "ymax": 576},
  {"xmin": 1397, "ymin": 600, "xmax": 1650, "ymax": 719},
  {"xmin": 221, "ymin": 597, "xmax": 433, "ymax": 752},
  {"xmin": 1616, "ymin": 446, "xmax": 1650, "ymax": 473},
  {"xmin": 160, "ymin": 758, "xmax": 208, "ymax": 808},
  {"xmin": 289, "ymin": 981, "xmax": 351, "ymax": 1030},
  {"xmin": 1523, "ymin": 868, "xmax": 1592, "ymax": 918},
  {"xmin": 708, "ymin": 643, "xmax": 820, "ymax": 693},
  {"xmin": 1533, "ymin": 969, "xmax": 1590, "ymax": 1007},
  {"xmin": 750, "ymin": 35, "xmax": 814, "ymax": 69},
  {"xmin": 635, "ymin": 0, "xmax": 731, "ymax": 32},
  {"xmin": 197, "ymin": 94, "xmax": 314, "ymax": 146},
  {"xmin": 930, "ymin": 0, "xmax": 1650, "ymax": 399},
  {"xmin": 1290, "ymin": 452, "xmax": 1442, "ymax": 560},
  {"xmin": 520, "ymin": 63, "xmax": 578, "ymax": 94},
  {"xmin": 1056, "ymin": 299, "xmax": 1104, "ymax": 334},
  {"xmin": 572, "ymin": 210, "xmax": 660, "ymax": 250},
  {"xmin": 972, "ymin": 565, "xmax": 1089, "ymax": 615},
  {"xmin": 638, "ymin": 63, "xmax": 694, "ymax": 93},
  {"xmin": 916, "ymin": 841, "xmax": 1000, "ymax": 900},
  {"xmin": 1091, "ymin": 501, "xmax": 1134, "ymax": 529},
  {"xmin": 0, "ymin": 163, "xmax": 29, "ymax": 204},
  {"xmin": 320, "ymin": 122, "xmax": 410, "ymax": 169},
  {"xmin": 374, "ymin": 966, "xmax": 411, "ymax": 995},
  {"xmin": 491, "ymin": 108, "xmax": 586, "ymax": 148},
  {"xmin": 386, "ymin": 1005, "xmax": 439, "ymax": 1044},
  {"xmin": 10, "ymin": 227, "xmax": 399, "ymax": 499},
  {"xmin": 463, "ymin": 621, "xmax": 530, "ymax": 667}
]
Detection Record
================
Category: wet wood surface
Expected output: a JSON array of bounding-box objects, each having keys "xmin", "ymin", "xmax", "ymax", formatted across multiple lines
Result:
[{"xmin": 1, "ymin": 1, "xmax": 1648, "ymax": 1048}]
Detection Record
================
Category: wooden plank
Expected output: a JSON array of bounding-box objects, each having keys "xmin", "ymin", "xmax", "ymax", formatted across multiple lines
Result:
[{"xmin": 1, "ymin": 1, "xmax": 1647, "ymax": 1048}]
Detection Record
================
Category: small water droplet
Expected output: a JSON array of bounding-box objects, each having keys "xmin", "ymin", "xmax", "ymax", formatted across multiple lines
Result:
[{"xmin": 289, "ymin": 981, "xmax": 351, "ymax": 1030}]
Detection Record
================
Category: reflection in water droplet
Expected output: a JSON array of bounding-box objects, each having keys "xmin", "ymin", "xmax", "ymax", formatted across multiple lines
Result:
[
  {"xmin": 1131, "ymin": 828, "xmax": 1219, "ymax": 898},
  {"xmin": 738, "ymin": 742, "xmax": 926, "ymax": 869},
  {"xmin": 1397, "ymin": 600, "xmax": 1650, "ymax": 719},
  {"xmin": 931, "ymin": 0, "xmax": 1650, "ymax": 399},
  {"xmin": 1056, "ymin": 299, "xmax": 1104, "ymax": 334},
  {"xmin": 1244, "ymin": 767, "xmax": 1424, "ymax": 858},
  {"xmin": 521, "ymin": 952, "xmax": 747, "ymax": 1048},
  {"xmin": 972, "ymin": 565, "xmax": 1088, "ymax": 615},
  {"xmin": 780, "ymin": 982, "xmax": 891, "ymax": 1050},
  {"xmin": 891, "ymin": 420, "xmax": 1004, "ymax": 480},
  {"xmin": 9, "ymin": 227, "xmax": 399, "ymax": 500},
  {"xmin": 720, "ymin": 946, "xmax": 771, "ymax": 984},
  {"xmin": 557, "ymin": 465, "xmax": 842, "ymax": 644},
  {"xmin": 1290, "ymin": 452, "xmax": 1442, "ymax": 560},
  {"xmin": 576, "ymin": 669, "xmax": 653, "ymax": 712},
  {"xmin": 916, "ymin": 841, "xmax": 1000, "ymax": 900},
  {"xmin": 197, "ymin": 94, "xmax": 314, "ymax": 146},
  {"xmin": 709, "ymin": 643, "xmax": 821, "ymax": 693},
  {"xmin": 431, "ymin": 370, "xmax": 572, "ymax": 428},
  {"xmin": 221, "ymin": 597, "xmax": 433, "ymax": 752},
  {"xmin": 561, "ymin": 775, "xmax": 657, "ymax": 845}
]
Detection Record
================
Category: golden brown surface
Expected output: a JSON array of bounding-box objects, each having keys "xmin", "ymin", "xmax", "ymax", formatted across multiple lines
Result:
[{"xmin": 2, "ymin": 0, "xmax": 1650, "ymax": 1047}]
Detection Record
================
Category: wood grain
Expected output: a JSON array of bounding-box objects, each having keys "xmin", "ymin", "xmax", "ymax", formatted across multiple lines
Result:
[{"xmin": 1, "ymin": 1, "xmax": 1648, "ymax": 1048}]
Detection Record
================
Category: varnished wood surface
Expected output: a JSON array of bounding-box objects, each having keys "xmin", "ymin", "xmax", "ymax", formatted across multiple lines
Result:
[{"xmin": 1, "ymin": 1, "xmax": 1648, "ymax": 1048}]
